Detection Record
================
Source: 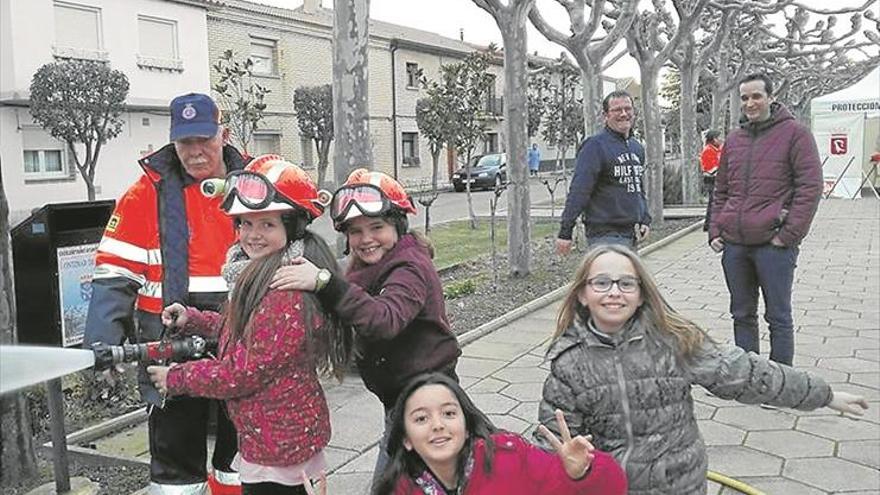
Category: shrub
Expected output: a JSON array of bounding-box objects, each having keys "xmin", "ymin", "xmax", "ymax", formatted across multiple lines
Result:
[{"xmin": 444, "ymin": 278, "xmax": 478, "ymax": 299}]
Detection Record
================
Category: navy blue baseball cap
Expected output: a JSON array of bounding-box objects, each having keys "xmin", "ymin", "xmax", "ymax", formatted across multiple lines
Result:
[{"xmin": 169, "ymin": 93, "xmax": 220, "ymax": 141}]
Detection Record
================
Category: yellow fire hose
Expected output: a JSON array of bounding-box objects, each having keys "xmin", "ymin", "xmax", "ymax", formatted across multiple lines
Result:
[{"xmin": 708, "ymin": 470, "xmax": 766, "ymax": 495}]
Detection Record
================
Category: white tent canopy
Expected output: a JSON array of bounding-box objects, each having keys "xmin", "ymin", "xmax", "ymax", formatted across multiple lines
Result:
[{"xmin": 810, "ymin": 68, "xmax": 880, "ymax": 198}]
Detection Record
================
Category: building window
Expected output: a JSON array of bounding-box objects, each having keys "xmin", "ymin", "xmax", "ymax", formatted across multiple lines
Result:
[
  {"xmin": 22, "ymin": 128, "xmax": 70, "ymax": 180},
  {"xmin": 252, "ymin": 133, "xmax": 281, "ymax": 156},
  {"xmin": 406, "ymin": 62, "xmax": 419, "ymax": 88},
  {"xmin": 484, "ymin": 133, "xmax": 498, "ymax": 153},
  {"xmin": 401, "ymin": 132, "xmax": 419, "ymax": 167},
  {"xmin": 53, "ymin": 1, "xmax": 106, "ymax": 60},
  {"xmin": 138, "ymin": 16, "xmax": 178, "ymax": 60},
  {"xmin": 300, "ymin": 137, "xmax": 315, "ymax": 169},
  {"xmin": 250, "ymin": 37, "xmax": 277, "ymax": 75}
]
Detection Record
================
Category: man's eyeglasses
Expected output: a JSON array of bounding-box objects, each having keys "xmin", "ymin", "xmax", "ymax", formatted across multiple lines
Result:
[
  {"xmin": 587, "ymin": 276, "xmax": 641, "ymax": 293},
  {"xmin": 607, "ymin": 106, "xmax": 634, "ymax": 115}
]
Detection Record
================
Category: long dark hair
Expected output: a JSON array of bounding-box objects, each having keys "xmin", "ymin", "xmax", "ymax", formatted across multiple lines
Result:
[
  {"xmin": 226, "ymin": 210, "xmax": 352, "ymax": 378},
  {"xmin": 372, "ymin": 373, "xmax": 499, "ymax": 495}
]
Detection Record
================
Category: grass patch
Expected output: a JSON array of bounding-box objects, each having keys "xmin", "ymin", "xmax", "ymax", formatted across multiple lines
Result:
[
  {"xmin": 443, "ymin": 277, "xmax": 481, "ymax": 299},
  {"xmin": 419, "ymin": 219, "xmax": 559, "ymax": 270}
]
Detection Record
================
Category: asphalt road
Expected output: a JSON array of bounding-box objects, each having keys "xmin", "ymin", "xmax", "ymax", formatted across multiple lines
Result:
[{"xmin": 308, "ymin": 178, "xmax": 557, "ymax": 241}]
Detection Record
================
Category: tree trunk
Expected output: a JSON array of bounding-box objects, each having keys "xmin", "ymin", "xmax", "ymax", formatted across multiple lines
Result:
[
  {"xmin": 679, "ymin": 58, "xmax": 701, "ymax": 205},
  {"xmin": 501, "ymin": 12, "xmax": 531, "ymax": 277},
  {"xmin": 0, "ymin": 160, "xmax": 38, "ymax": 485},
  {"xmin": 639, "ymin": 69, "xmax": 665, "ymax": 226},
  {"xmin": 332, "ymin": 0, "xmax": 371, "ymax": 188},
  {"xmin": 577, "ymin": 60, "xmax": 603, "ymax": 137},
  {"xmin": 431, "ymin": 150, "xmax": 441, "ymax": 191},
  {"xmin": 728, "ymin": 87, "xmax": 740, "ymax": 132}
]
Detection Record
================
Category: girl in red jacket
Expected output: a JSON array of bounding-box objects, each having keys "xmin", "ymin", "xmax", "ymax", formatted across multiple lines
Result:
[
  {"xmin": 271, "ymin": 169, "xmax": 462, "ymax": 483},
  {"xmin": 373, "ymin": 372, "xmax": 627, "ymax": 495},
  {"xmin": 146, "ymin": 156, "xmax": 351, "ymax": 495}
]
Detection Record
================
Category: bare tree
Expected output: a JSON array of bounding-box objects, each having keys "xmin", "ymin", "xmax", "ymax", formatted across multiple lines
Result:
[
  {"xmin": 213, "ymin": 50, "xmax": 270, "ymax": 155},
  {"xmin": 293, "ymin": 85, "xmax": 334, "ymax": 188},
  {"xmin": 472, "ymin": 0, "xmax": 535, "ymax": 277},
  {"xmin": 29, "ymin": 60, "xmax": 129, "ymax": 201},
  {"xmin": 415, "ymin": 97, "xmax": 448, "ymax": 191},
  {"xmin": 669, "ymin": 5, "xmax": 734, "ymax": 204},
  {"xmin": 529, "ymin": 0, "xmax": 639, "ymax": 136},
  {"xmin": 0, "ymin": 162, "xmax": 38, "ymax": 485},
  {"xmin": 332, "ymin": 0, "xmax": 371, "ymax": 187},
  {"xmin": 626, "ymin": 0, "xmax": 712, "ymax": 224}
]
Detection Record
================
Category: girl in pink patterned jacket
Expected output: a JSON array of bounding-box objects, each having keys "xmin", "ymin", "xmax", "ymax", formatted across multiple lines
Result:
[{"xmin": 147, "ymin": 156, "xmax": 351, "ymax": 495}]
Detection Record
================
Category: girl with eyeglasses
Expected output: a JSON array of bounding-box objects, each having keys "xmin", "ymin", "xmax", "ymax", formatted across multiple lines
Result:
[
  {"xmin": 270, "ymin": 168, "xmax": 462, "ymax": 485},
  {"xmin": 146, "ymin": 155, "xmax": 351, "ymax": 495},
  {"xmin": 539, "ymin": 244, "xmax": 868, "ymax": 494}
]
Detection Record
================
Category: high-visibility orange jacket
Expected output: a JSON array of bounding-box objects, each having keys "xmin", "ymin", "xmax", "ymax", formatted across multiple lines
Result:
[{"xmin": 84, "ymin": 143, "xmax": 248, "ymax": 405}]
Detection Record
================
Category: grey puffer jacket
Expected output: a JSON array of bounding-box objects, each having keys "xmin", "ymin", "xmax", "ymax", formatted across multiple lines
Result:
[{"xmin": 537, "ymin": 316, "xmax": 832, "ymax": 494}]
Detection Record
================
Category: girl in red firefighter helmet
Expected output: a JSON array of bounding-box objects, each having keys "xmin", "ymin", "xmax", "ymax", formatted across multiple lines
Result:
[
  {"xmin": 147, "ymin": 155, "xmax": 350, "ymax": 495},
  {"xmin": 271, "ymin": 168, "xmax": 462, "ymax": 483}
]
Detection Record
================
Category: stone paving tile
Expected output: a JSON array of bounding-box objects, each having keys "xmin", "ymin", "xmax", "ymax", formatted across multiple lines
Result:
[
  {"xmin": 465, "ymin": 376, "xmax": 508, "ymax": 394},
  {"xmin": 461, "ymin": 339, "xmax": 533, "ymax": 361},
  {"xmin": 838, "ymin": 439, "xmax": 880, "ymax": 469},
  {"xmin": 724, "ymin": 477, "xmax": 826, "ymax": 495},
  {"xmin": 508, "ymin": 401, "xmax": 539, "ymax": 423},
  {"xmin": 795, "ymin": 414, "xmax": 880, "ymax": 441},
  {"xmin": 693, "ymin": 400, "xmax": 717, "ymax": 420},
  {"xmin": 469, "ymin": 392, "xmax": 518, "ymax": 415},
  {"xmin": 326, "ymin": 472, "xmax": 371, "ymax": 495},
  {"xmin": 454, "ymin": 356, "xmax": 507, "ymax": 378},
  {"xmin": 817, "ymin": 356, "xmax": 879, "ymax": 373},
  {"xmin": 487, "ymin": 413, "xmax": 531, "ymax": 434},
  {"xmin": 696, "ymin": 420, "xmax": 745, "ymax": 446},
  {"xmin": 799, "ymin": 325, "xmax": 860, "ymax": 337},
  {"xmin": 491, "ymin": 365, "xmax": 549, "ymax": 383},
  {"xmin": 743, "ymin": 430, "xmax": 834, "ymax": 458},
  {"xmin": 794, "ymin": 365, "xmax": 849, "ymax": 384},
  {"xmin": 335, "ymin": 446, "xmax": 377, "ymax": 474},
  {"xmin": 850, "ymin": 371, "xmax": 880, "ymax": 389},
  {"xmin": 783, "ymin": 457, "xmax": 880, "ymax": 492},
  {"xmin": 714, "ymin": 405, "xmax": 797, "ymax": 431},
  {"xmin": 324, "ymin": 446, "xmax": 361, "ymax": 473},
  {"xmin": 829, "ymin": 382, "xmax": 880, "ymax": 401},
  {"xmin": 855, "ymin": 348, "xmax": 880, "ymax": 361},
  {"xmin": 705, "ymin": 446, "xmax": 782, "ymax": 477},
  {"xmin": 498, "ymin": 381, "xmax": 544, "ymax": 402}
]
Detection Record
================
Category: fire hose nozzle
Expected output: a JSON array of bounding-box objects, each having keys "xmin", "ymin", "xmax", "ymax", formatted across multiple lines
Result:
[{"xmin": 90, "ymin": 336, "xmax": 213, "ymax": 371}]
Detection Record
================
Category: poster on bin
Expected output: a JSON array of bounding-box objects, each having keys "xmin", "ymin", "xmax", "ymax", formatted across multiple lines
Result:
[{"xmin": 57, "ymin": 243, "xmax": 98, "ymax": 347}]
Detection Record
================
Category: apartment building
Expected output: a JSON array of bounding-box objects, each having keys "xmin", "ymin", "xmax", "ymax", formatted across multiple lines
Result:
[
  {"xmin": 207, "ymin": 0, "xmax": 510, "ymax": 186},
  {"xmin": 0, "ymin": 0, "xmax": 215, "ymax": 222}
]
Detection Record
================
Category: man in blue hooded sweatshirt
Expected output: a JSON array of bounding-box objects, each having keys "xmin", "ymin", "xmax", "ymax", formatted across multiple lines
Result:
[{"xmin": 556, "ymin": 90, "xmax": 651, "ymax": 254}]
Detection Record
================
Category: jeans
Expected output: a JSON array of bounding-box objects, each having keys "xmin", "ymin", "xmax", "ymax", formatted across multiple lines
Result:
[
  {"xmin": 721, "ymin": 242, "xmax": 799, "ymax": 365},
  {"xmin": 588, "ymin": 232, "xmax": 636, "ymax": 249},
  {"xmin": 242, "ymin": 482, "xmax": 307, "ymax": 495},
  {"xmin": 371, "ymin": 407, "xmax": 394, "ymax": 489}
]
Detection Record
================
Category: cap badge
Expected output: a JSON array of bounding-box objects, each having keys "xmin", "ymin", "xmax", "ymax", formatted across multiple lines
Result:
[{"xmin": 182, "ymin": 103, "xmax": 197, "ymax": 120}]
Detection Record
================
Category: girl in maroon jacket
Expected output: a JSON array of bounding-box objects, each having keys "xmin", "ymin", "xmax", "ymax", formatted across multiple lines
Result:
[
  {"xmin": 271, "ymin": 169, "xmax": 462, "ymax": 483},
  {"xmin": 373, "ymin": 372, "xmax": 627, "ymax": 495},
  {"xmin": 147, "ymin": 156, "xmax": 351, "ymax": 495}
]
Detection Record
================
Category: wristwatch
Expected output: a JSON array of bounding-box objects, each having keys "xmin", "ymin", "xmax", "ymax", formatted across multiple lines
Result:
[{"xmin": 315, "ymin": 268, "xmax": 332, "ymax": 292}]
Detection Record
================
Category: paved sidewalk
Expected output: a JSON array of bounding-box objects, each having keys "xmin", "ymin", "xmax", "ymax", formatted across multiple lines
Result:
[
  {"xmin": 113, "ymin": 199, "xmax": 877, "ymax": 494},
  {"xmin": 323, "ymin": 199, "xmax": 879, "ymax": 494}
]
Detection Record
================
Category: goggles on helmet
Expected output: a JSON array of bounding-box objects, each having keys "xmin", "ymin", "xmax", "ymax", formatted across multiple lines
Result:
[
  {"xmin": 330, "ymin": 184, "xmax": 395, "ymax": 225},
  {"xmin": 219, "ymin": 170, "xmax": 298, "ymax": 213}
]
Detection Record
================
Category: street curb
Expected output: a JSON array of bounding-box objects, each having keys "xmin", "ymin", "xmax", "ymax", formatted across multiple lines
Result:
[
  {"xmin": 456, "ymin": 219, "xmax": 705, "ymax": 348},
  {"xmin": 45, "ymin": 408, "xmax": 148, "ymax": 451}
]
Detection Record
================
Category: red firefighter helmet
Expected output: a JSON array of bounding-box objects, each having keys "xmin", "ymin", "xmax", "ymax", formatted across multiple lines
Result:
[
  {"xmin": 330, "ymin": 168, "xmax": 417, "ymax": 230},
  {"xmin": 220, "ymin": 154, "xmax": 325, "ymax": 219}
]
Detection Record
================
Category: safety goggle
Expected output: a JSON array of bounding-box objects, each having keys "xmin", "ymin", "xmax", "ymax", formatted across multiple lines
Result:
[
  {"xmin": 329, "ymin": 184, "xmax": 392, "ymax": 224},
  {"xmin": 217, "ymin": 170, "xmax": 297, "ymax": 212}
]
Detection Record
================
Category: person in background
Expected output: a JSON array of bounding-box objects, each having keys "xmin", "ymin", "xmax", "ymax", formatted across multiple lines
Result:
[
  {"xmin": 538, "ymin": 244, "xmax": 866, "ymax": 494},
  {"xmin": 84, "ymin": 93, "xmax": 245, "ymax": 495},
  {"xmin": 374, "ymin": 372, "xmax": 628, "ymax": 495},
  {"xmin": 700, "ymin": 130, "xmax": 722, "ymax": 231},
  {"xmin": 269, "ymin": 169, "xmax": 462, "ymax": 485},
  {"xmin": 709, "ymin": 73, "xmax": 822, "ymax": 367},
  {"xmin": 556, "ymin": 91, "xmax": 650, "ymax": 254},
  {"xmin": 528, "ymin": 143, "xmax": 542, "ymax": 177}
]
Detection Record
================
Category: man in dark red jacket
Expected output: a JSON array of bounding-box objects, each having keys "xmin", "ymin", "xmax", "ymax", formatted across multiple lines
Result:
[{"xmin": 708, "ymin": 73, "xmax": 822, "ymax": 367}]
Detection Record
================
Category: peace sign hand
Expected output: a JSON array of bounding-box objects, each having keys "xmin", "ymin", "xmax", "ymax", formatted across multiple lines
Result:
[{"xmin": 537, "ymin": 409, "xmax": 595, "ymax": 480}]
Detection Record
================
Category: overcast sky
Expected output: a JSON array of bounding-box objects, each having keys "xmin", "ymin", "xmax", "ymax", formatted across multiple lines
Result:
[{"xmin": 253, "ymin": 0, "xmax": 875, "ymax": 82}]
